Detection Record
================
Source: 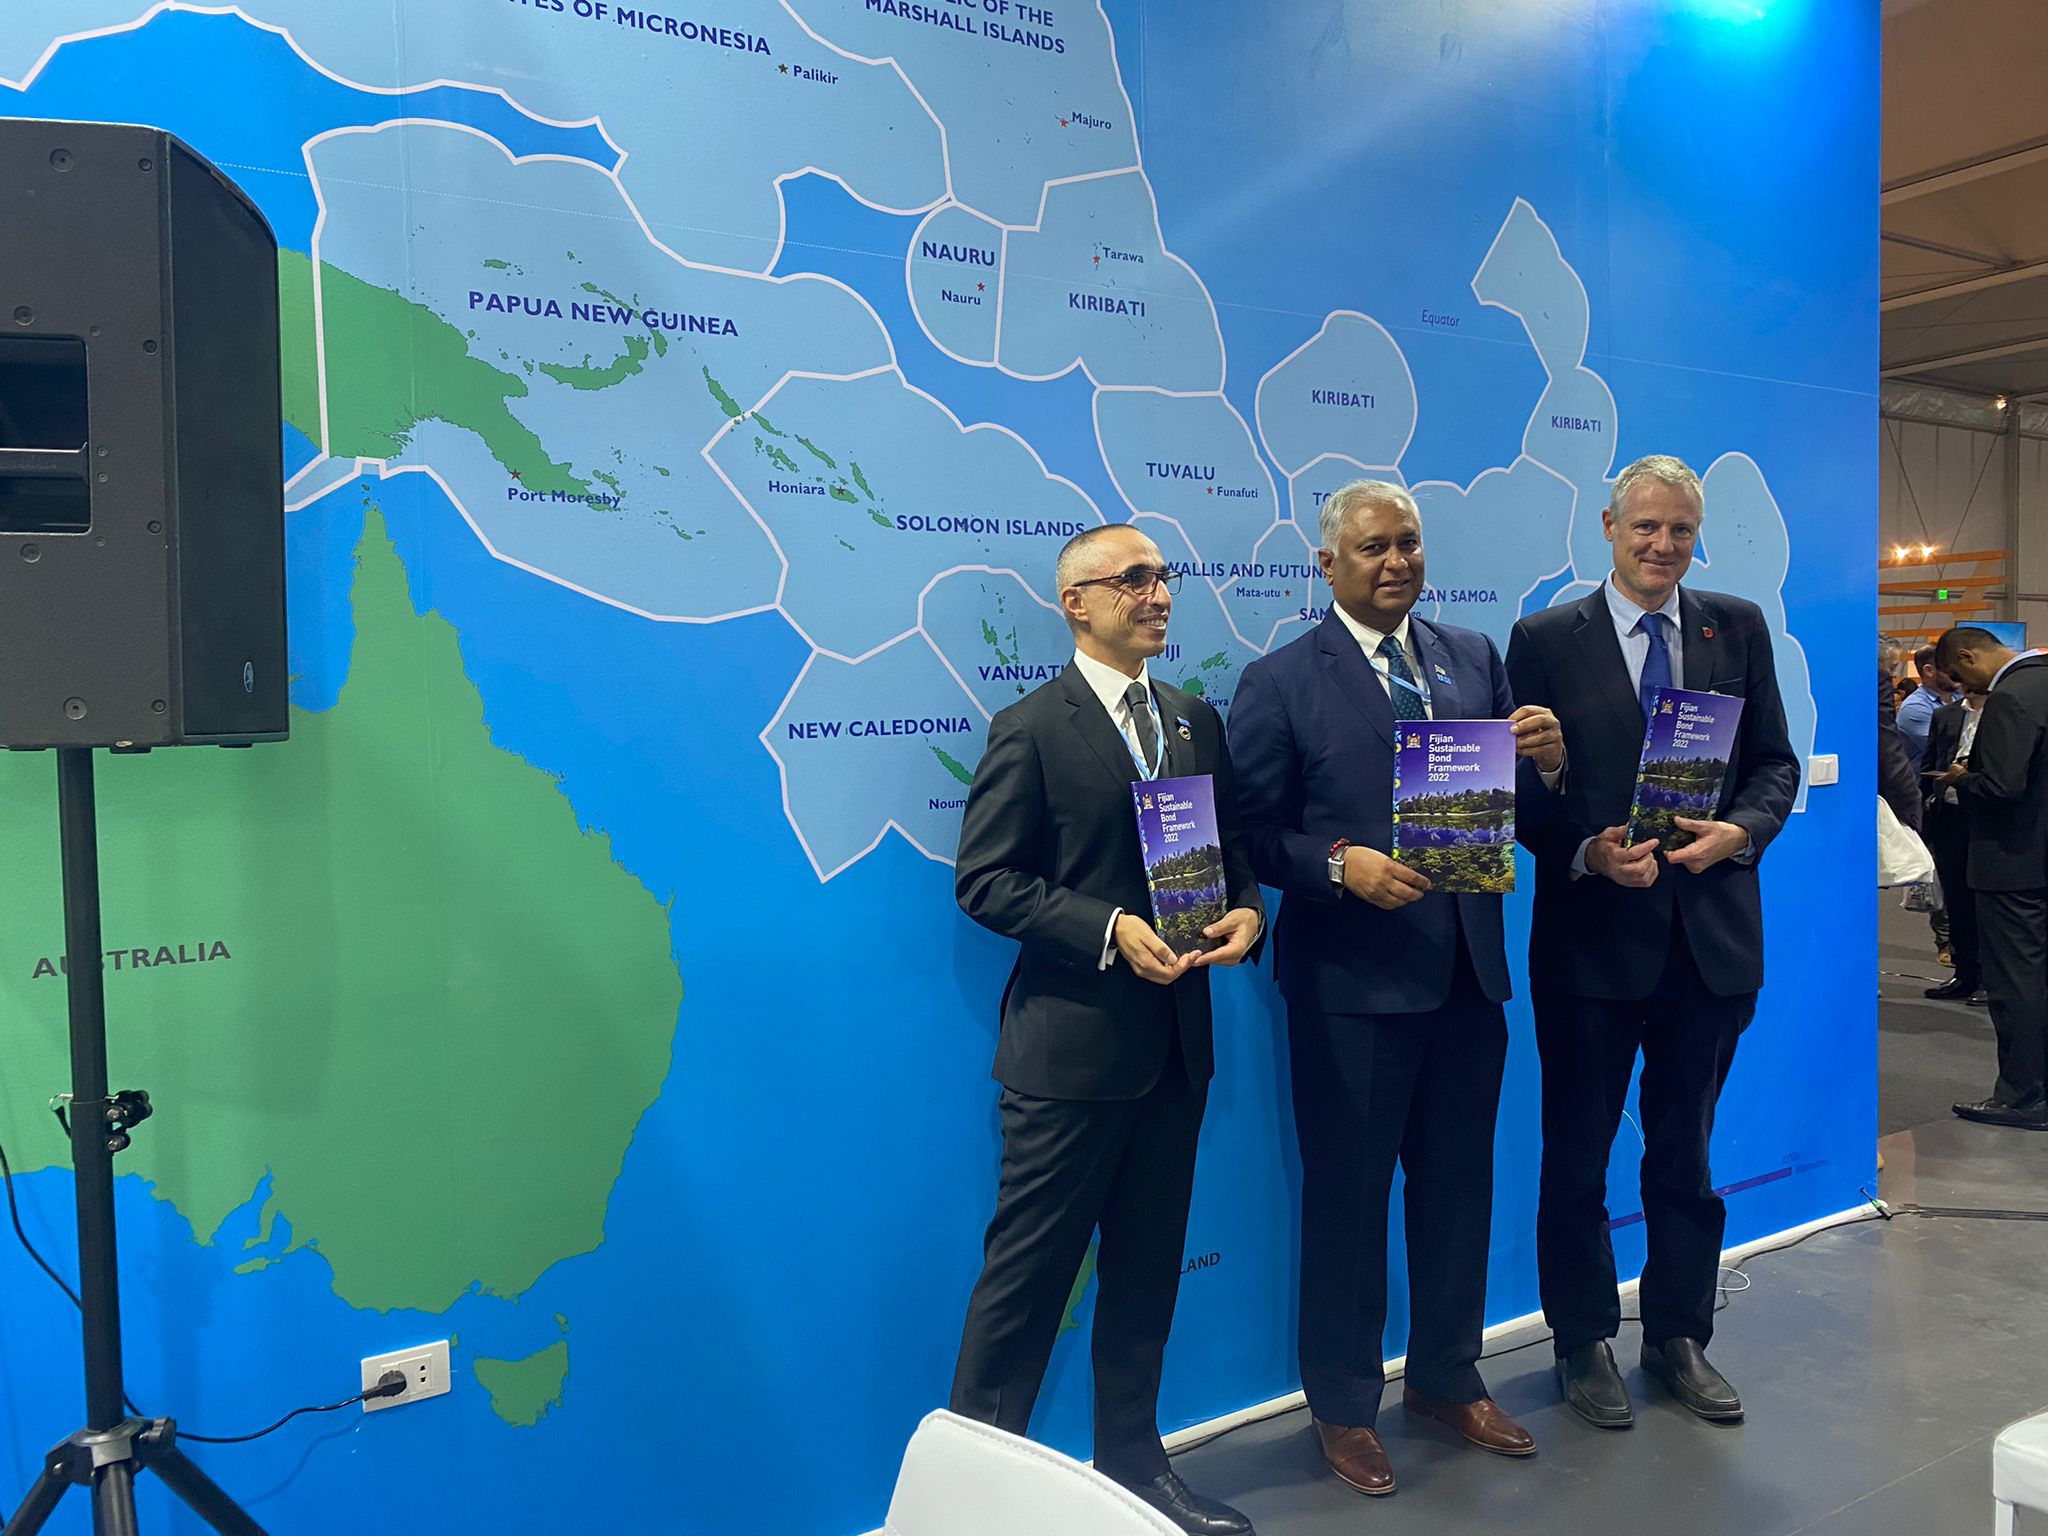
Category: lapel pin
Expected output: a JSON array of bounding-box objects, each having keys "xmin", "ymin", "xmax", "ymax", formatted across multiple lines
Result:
[
  {"xmin": 1702, "ymin": 626, "xmax": 1714, "ymax": 640},
  {"xmin": 1175, "ymin": 716, "xmax": 1193, "ymax": 741},
  {"xmin": 1433, "ymin": 664, "xmax": 1452, "ymax": 682}
]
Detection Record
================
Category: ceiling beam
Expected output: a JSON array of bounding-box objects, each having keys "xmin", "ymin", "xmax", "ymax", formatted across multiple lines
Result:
[
  {"xmin": 1880, "ymin": 230, "xmax": 2005, "ymax": 265},
  {"xmin": 1882, "ymin": 257, "xmax": 2048, "ymax": 312},
  {"xmin": 1882, "ymin": 332, "xmax": 2048, "ymax": 378},
  {"xmin": 1882, "ymin": 134, "xmax": 2048, "ymax": 206}
]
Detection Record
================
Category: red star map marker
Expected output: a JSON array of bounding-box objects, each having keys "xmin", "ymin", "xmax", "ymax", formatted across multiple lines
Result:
[
  {"xmin": 511, "ymin": 470, "xmax": 521, "ymax": 481},
  {"xmin": 976, "ymin": 282, "xmax": 985, "ymax": 291},
  {"xmin": 1059, "ymin": 117, "xmax": 1069, "ymax": 127},
  {"xmin": 778, "ymin": 64, "xmax": 788, "ymax": 73},
  {"xmin": 1207, "ymin": 486, "xmax": 1214, "ymax": 495}
]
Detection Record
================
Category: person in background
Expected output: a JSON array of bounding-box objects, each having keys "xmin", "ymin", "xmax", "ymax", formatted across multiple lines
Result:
[
  {"xmin": 1897, "ymin": 645, "xmax": 1958, "ymax": 765},
  {"xmin": 1922, "ymin": 686, "xmax": 1988, "ymax": 1004},
  {"xmin": 1898, "ymin": 645, "xmax": 1961, "ymax": 962},
  {"xmin": 1934, "ymin": 626, "xmax": 2048, "ymax": 1130},
  {"xmin": 1879, "ymin": 637, "xmax": 1923, "ymax": 836}
]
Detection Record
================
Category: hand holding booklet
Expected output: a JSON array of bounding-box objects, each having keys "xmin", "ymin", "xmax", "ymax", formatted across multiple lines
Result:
[
  {"xmin": 1627, "ymin": 686, "xmax": 1745, "ymax": 852},
  {"xmin": 1391, "ymin": 720, "xmax": 1516, "ymax": 894},
  {"xmin": 1131, "ymin": 775, "xmax": 1227, "ymax": 954}
]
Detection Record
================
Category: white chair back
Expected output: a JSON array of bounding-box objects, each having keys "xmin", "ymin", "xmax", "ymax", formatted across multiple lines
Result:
[{"xmin": 883, "ymin": 1410, "xmax": 1183, "ymax": 1536}]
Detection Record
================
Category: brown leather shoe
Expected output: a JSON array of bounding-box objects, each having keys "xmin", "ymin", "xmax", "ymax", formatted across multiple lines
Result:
[
  {"xmin": 1402, "ymin": 1390, "xmax": 1537, "ymax": 1457},
  {"xmin": 1313, "ymin": 1420, "xmax": 1396, "ymax": 1496}
]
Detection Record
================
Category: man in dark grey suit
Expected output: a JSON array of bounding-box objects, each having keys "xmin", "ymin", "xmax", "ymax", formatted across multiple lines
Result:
[
  {"xmin": 1507, "ymin": 455, "xmax": 1799, "ymax": 1430},
  {"xmin": 1935, "ymin": 626, "xmax": 2048, "ymax": 1129},
  {"xmin": 950, "ymin": 522, "xmax": 1265, "ymax": 1536}
]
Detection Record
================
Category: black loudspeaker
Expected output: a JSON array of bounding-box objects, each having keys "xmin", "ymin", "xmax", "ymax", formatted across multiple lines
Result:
[{"xmin": 0, "ymin": 118, "xmax": 287, "ymax": 750}]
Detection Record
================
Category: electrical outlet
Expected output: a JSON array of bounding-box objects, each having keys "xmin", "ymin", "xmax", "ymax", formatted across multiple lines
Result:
[
  {"xmin": 1809, "ymin": 753, "xmax": 1839, "ymax": 787},
  {"xmin": 360, "ymin": 1340, "xmax": 451, "ymax": 1413}
]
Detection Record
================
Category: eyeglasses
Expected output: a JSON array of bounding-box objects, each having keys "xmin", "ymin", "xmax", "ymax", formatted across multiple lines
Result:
[{"xmin": 1069, "ymin": 565, "xmax": 1183, "ymax": 597}]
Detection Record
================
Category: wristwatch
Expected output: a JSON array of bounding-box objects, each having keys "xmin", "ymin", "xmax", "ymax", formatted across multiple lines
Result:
[{"xmin": 1327, "ymin": 838, "xmax": 1351, "ymax": 894}]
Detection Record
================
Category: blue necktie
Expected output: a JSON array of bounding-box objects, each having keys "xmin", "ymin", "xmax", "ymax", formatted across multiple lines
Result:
[
  {"xmin": 1638, "ymin": 612, "xmax": 1673, "ymax": 717},
  {"xmin": 1377, "ymin": 635, "xmax": 1428, "ymax": 722}
]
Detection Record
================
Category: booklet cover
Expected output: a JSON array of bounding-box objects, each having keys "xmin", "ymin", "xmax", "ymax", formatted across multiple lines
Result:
[
  {"xmin": 1391, "ymin": 720, "xmax": 1516, "ymax": 893},
  {"xmin": 1131, "ymin": 774, "xmax": 1228, "ymax": 954},
  {"xmin": 1628, "ymin": 687, "xmax": 1746, "ymax": 852}
]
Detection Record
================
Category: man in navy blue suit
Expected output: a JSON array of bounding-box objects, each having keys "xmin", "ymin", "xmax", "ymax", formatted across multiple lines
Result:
[
  {"xmin": 1230, "ymin": 481, "xmax": 1563, "ymax": 1498},
  {"xmin": 1507, "ymin": 455, "xmax": 1797, "ymax": 1431}
]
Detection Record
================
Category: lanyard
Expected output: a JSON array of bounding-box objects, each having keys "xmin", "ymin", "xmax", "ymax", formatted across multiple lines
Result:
[
  {"xmin": 1123, "ymin": 687, "xmax": 1166, "ymax": 781},
  {"xmin": 1372, "ymin": 655, "xmax": 1432, "ymax": 715}
]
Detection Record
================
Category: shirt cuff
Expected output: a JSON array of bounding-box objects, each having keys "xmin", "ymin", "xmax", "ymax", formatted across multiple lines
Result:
[
  {"xmin": 1537, "ymin": 762, "xmax": 1565, "ymax": 791},
  {"xmin": 1569, "ymin": 835, "xmax": 1594, "ymax": 879},
  {"xmin": 1732, "ymin": 830, "xmax": 1756, "ymax": 865},
  {"xmin": 1099, "ymin": 907, "xmax": 1122, "ymax": 970}
]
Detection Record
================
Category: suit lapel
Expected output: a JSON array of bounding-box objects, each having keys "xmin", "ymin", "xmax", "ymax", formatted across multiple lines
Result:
[
  {"xmin": 1153, "ymin": 679, "xmax": 1199, "ymax": 775},
  {"xmin": 1060, "ymin": 663, "xmax": 1143, "ymax": 790},
  {"xmin": 1319, "ymin": 613, "xmax": 1395, "ymax": 749},
  {"xmin": 1679, "ymin": 589, "xmax": 1726, "ymax": 692},
  {"xmin": 1574, "ymin": 586, "xmax": 1645, "ymax": 745},
  {"xmin": 1410, "ymin": 616, "xmax": 1463, "ymax": 720}
]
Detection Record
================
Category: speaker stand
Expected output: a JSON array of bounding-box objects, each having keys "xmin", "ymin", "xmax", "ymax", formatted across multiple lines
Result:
[{"xmin": 3, "ymin": 749, "xmax": 263, "ymax": 1536}]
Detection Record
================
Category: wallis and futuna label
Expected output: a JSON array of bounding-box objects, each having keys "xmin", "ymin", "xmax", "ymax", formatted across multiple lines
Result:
[{"xmin": 33, "ymin": 940, "xmax": 233, "ymax": 979}]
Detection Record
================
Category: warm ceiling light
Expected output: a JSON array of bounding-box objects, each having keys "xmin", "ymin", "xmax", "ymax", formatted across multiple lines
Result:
[
  {"xmin": 1994, "ymin": 395, "xmax": 2009, "ymax": 410},
  {"xmin": 1893, "ymin": 545, "xmax": 1908, "ymax": 561},
  {"xmin": 1920, "ymin": 544, "xmax": 1935, "ymax": 559}
]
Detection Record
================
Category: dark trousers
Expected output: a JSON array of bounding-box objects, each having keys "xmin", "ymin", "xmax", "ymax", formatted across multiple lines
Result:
[
  {"xmin": 1928, "ymin": 809, "xmax": 1980, "ymax": 987},
  {"xmin": 1287, "ymin": 943, "xmax": 1507, "ymax": 1428},
  {"xmin": 949, "ymin": 1049, "xmax": 1205, "ymax": 1482},
  {"xmin": 1977, "ymin": 887, "xmax": 2048, "ymax": 1107},
  {"xmin": 1534, "ymin": 912, "xmax": 1752, "ymax": 1355}
]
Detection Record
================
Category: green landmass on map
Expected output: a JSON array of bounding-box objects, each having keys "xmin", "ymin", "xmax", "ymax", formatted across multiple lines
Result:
[
  {"xmin": 474, "ymin": 1341, "xmax": 571, "ymax": 1428},
  {"xmin": 933, "ymin": 748, "xmax": 975, "ymax": 785},
  {"xmin": 0, "ymin": 508, "xmax": 681, "ymax": 1314},
  {"xmin": 539, "ymin": 335, "xmax": 652, "ymax": 391},
  {"xmin": 278, "ymin": 250, "xmax": 587, "ymax": 496}
]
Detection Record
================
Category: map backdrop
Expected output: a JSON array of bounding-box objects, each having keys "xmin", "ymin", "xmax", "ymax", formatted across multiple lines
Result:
[{"xmin": 0, "ymin": 3, "xmax": 1876, "ymax": 1533}]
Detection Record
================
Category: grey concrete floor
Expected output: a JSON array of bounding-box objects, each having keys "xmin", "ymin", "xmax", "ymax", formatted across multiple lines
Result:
[{"xmin": 1170, "ymin": 921, "xmax": 2048, "ymax": 1536}]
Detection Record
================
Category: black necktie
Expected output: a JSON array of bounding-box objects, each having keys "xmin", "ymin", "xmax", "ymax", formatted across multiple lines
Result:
[{"xmin": 1123, "ymin": 680, "xmax": 1160, "ymax": 773}]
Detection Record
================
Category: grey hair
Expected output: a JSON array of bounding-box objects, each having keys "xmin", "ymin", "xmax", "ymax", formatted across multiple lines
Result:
[
  {"xmin": 1054, "ymin": 523, "xmax": 1132, "ymax": 594},
  {"xmin": 1318, "ymin": 478, "xmax": 1419, "ymax": 553},
  {"xmin": 1609, "ymin": 454, "xmax": 1704, "ymax": 517},
  {"xmin": 1878, "ymin": 634, "xmax": 1904, "ymax": 670}
]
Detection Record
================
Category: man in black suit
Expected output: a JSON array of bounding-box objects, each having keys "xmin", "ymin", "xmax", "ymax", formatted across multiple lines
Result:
[
  {"xmin": 1934, "ymin": 626, "xmax": 2048, "ymax": 1130},
  {"xmin": 1229, "ymin": 481, "xmax": 1562, "ymax": 1498},
  {"xmin": 950, "ymin": 523, "xmax": 1266, "ymax": 1536},
  {"xmin": 1506, "ymin": 455, "xmax": 1798, "ymax": 1430},
  {"xmin": 1922, "ymin": 688, "xmax": 1988, "ymax": 1004}
]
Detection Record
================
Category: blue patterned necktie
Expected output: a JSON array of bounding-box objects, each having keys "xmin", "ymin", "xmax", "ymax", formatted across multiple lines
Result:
[
  {"xmin": 1638, "ymin": 611, "xmax": 1673, "ymax": 717},
  {"xmin": 1377, "ymin": 635, "xmax": 1429, "ymax": 722}
]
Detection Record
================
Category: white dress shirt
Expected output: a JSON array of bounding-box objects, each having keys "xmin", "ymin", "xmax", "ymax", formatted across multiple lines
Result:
[
  {"xmin": 1329, "ymin": 606, "xmax": 1432, "ymax": 717},
  {"xmin": 1071, "ymin": 647, "xmax": 1164, "ymax": 772},
  {"xmin": 1602, "ymin": 577, "xmax": 1684, "ymax": 695}
]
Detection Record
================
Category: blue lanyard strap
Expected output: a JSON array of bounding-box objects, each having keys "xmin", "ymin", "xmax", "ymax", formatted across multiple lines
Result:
[{"xmin": 1373, "ymin": 658, "xmax": 1432, "ymax": 713}]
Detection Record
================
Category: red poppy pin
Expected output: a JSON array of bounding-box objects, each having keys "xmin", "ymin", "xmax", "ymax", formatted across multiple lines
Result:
[{"xmin": 1702, "ymin": 626, "xmax": 1715, "ymax": 640}]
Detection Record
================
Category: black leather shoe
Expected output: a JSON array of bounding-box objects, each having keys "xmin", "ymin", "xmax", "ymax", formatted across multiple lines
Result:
[
  {"xmin": 1968, "ymin": 989, "xmax": 1990, "ymax": 1006},
  {"xmin": 1924, "ymin": 976, "xmax": 1974, "ymax": 1000},
  {"xmin": 1120, "ymin": 1472, "xmax": 1255, "ymax": 1536},
  {"xmin": 1953, "ymin": 1094, "xmax": 2048, "ymax": 1130},
  {"xmin": 1556, "ymin": 1341, "xmax": 1633, "ymax": 1428},
  {"xmin": 1641, "ymin": 1338, "xmax": 1743, "ymax": 1421}
]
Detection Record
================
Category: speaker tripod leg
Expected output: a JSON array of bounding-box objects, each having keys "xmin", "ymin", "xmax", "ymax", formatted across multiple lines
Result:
[
  {"xmin": 90, "ymin": 1459, "xmax": 138, "ymax": 1536},
  {"xmin": 141, "ymin": 1442, "xmax": 266, "ymax": 1536},
  {"xmin": 0, "ymin": 1459, "xmax": 73, "ymax": 1536}
]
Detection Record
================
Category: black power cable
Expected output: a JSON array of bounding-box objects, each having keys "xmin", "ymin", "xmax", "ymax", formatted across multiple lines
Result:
[{"xmin": 0, "ymin": 1128, "xmax": 407, "ymax": 1447}]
